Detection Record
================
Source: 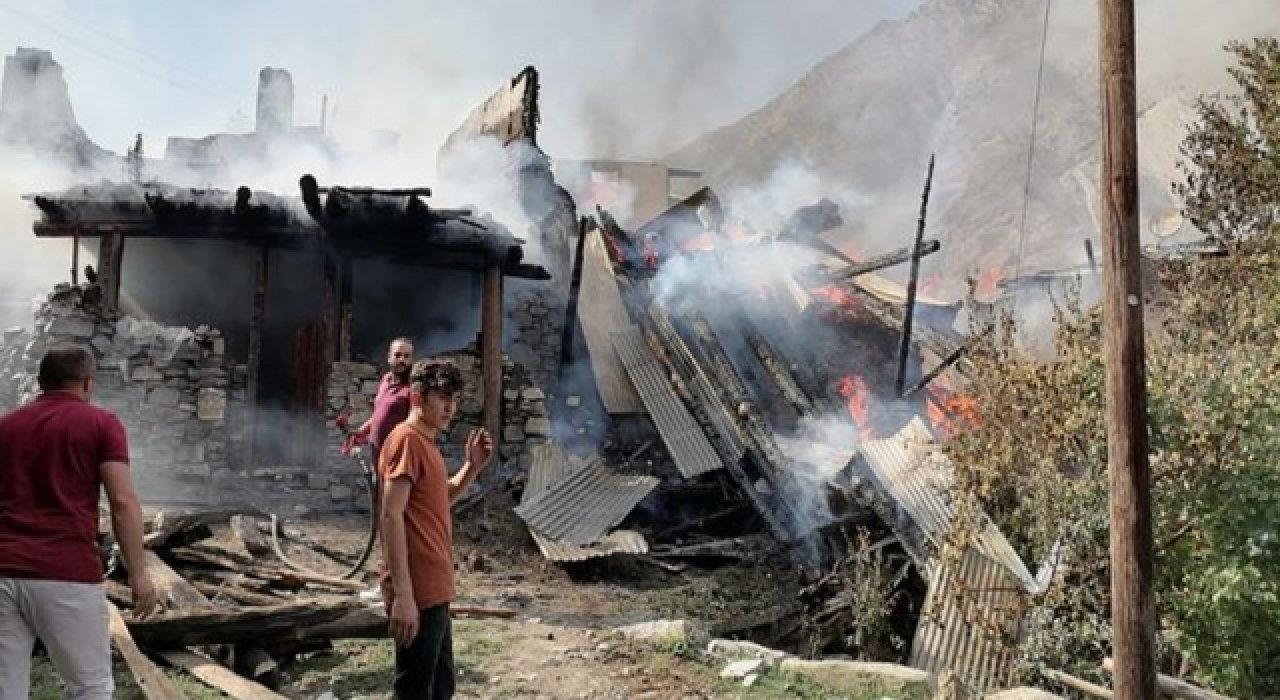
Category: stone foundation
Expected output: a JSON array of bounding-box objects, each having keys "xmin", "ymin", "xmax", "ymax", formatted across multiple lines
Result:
[{"xmin": 0, "ymin": 284, "xmax": 243, "ymax": 504}]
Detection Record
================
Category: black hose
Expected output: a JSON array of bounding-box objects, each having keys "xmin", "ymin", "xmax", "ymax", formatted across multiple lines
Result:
[{"xmin": 269, "ymin": 449, "xmax": 380, "ymax": 581}]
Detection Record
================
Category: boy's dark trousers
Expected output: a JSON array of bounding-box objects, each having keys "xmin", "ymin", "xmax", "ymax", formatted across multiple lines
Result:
[{"xmin": 394, "ymin": 604, "xmax": 455, "ymax": 700}]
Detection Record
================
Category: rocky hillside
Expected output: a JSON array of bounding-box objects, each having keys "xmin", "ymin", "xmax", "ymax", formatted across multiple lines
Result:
[{"xmin": 669, "ymin": 0, "xmax": 1279, "ymax": 300}]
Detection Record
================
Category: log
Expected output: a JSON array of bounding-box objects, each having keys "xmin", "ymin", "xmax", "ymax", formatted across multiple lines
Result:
[
  {"xmin": 146, "ymin": 551, "xmax": 214, "ymax": 612},
  {"xmin": 107, "ymin": 602, "xmax": 188, "ymax": 700},
  {"xmin": 649, "ymin": 535, "xmax": 777, "ymax": 560},
  {"xmin": 127, "ymin": 600, "xmax": 514, "ymax": 649},
  {"xmin": 1044, "ymin": 668, "xmax": 1113, "ymax": 698},
  {"xmin": 1101, "ymin": 658, "xmax": 1236, "ymax": 700},
  {"xmin": 192, "ymin": 581, "xmax": 287, "ymax": 607},
  {"xmin": 167, "ymin": 545, "xmax": 367, "ymax": 592},
  {"xmin": 229, "ymin": 515, "xmax": 271, "ymax": 558},
  {"xmin": 160, "ymin": 650, "xmax": 289, "ymax": 700},
  {"xmin": 145, "ymin": 508, "xmax": 268, "ymax": 550},
  {"xmin": 127, "ymin": 600, "xmax": 364, "ymax": 649}
]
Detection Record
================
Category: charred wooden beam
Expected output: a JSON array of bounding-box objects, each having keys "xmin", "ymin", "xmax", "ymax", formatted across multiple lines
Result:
[
  {"xmin": 318, "ymin": 186, "xmax": 433, "ymax": 197},
  {"xmin": 338, "ymin": 257, "xmax": 353, "ymax": 362},
  {"xmin": 836, "ymin": 239, "xmax": 940, "ymax": 279},
  {"xmin": 682, "ymin": 311, "xmax": 813, "ymax": 539},
  {"xmin": 557, "ymin": 217, "xmax": 590, "ymax": 376},
  {"xmin": 900, "ymin": 343, "xmax": 967, "ymax": 398},
  {"xmin": 481, "ymin": 265, "xmax": 504, "ymax": 460},
  {"xmin": 247, "ymin": 247, "xmax": 268, "ymax": 467},
  {"xmin": 737, "ymin": 317, "xmax": 815, "ymax": 416},
  {"xmin": 895, "ymin": 155, "xmax": 936, "ymax": 396}
]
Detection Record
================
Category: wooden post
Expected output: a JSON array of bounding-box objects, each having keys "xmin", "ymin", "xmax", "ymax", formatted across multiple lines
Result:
[
  {"xmin": 338, "ymin": 258, "xmax": 354, "ymax": 362},
  {"xmin": 98, "ymin": 234, "xmax": 126, "ymax": 311},
  {"xmin": 895, "ymin": 154, "xmax": 935, "ymax": 396},
  {"xmin": 557, "ymin": 217, "xmax": 589, "ymax": 381},
  {"xmin": 481, "ymin": 266, "xmax": 504, "ymax": 450},
  {"xmin": 1098, "ymin": 1, "xmax": 1156, "ymax": 698},
  {"xmin": 246, "ymin": 247, "xmax": 269, "ymax": 468},
  {"xmin": 70, "ymin": 235, "xmax": 79, "ymax": 285}
]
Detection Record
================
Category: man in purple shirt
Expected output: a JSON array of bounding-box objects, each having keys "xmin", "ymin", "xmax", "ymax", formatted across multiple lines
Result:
[{"xmin": 357, "ymin": 337, "xmax": 415, "ymax": 468}]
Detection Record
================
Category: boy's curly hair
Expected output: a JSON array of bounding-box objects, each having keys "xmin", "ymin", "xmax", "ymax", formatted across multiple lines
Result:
[{"xmin": 409, "ymin": 360, "xmax": 465, "ymax": 397}]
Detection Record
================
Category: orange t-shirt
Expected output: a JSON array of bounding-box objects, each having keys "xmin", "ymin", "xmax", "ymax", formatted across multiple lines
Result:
[{"xmin": 378, "ymin": 422, "xmax": 455, "ymax": 610}]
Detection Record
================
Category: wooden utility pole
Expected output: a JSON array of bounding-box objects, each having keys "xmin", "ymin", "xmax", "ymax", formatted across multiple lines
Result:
[{"xmin": 1098, "ymin": 1, "xmax": 1157, "ymax": 698}]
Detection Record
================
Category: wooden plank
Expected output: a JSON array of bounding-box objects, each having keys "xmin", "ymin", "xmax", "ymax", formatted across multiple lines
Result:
[
  {"xmin": 338, "ymin": 257, "xmax": 353, "ymax": 362},
  {"xmin": 246, "ymin": 246, "xmax": 268, "ymax": 467},
  {"xmin": 126, "ymin": 601, "xmax": 362, "ymax": 649},
  {"xmin": 481, "ymin": 265, "xmax": 504, "ymax": 453},
  {"xmin": 577, "ymin": 227, "xmax": 645, "ymax": 414},
  {"xmin": 145, "ymin": 551, "xmax": 213, "ymax": 611},
  {"xmin": 1102, "ymin": 659, "xmax": 1236, "ymax": 700},
  {"xmin": 107, "ymin": 603, "xmax": 188, "ymax": 700},
  {"xmin": 160, "ymin": 650, "xmax": 288, "ymax": 700}
]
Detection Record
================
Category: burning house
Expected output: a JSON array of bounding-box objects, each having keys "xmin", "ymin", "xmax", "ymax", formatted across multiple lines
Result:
[{"xmin": 0, "ymin": 57, "xmax": 577, "ymax": 510}]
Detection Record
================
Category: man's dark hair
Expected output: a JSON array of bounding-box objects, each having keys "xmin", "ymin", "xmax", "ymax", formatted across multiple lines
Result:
[
  {"xmin": 38, "ymin": 343, "xmax": 96, "ymax": 391},
  {"xmin": 409, "ymin": 360, "xmax": 465, "ymax": 397}
]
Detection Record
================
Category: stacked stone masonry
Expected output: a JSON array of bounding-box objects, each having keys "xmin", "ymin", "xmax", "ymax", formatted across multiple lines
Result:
[
  {"xmin": 323, "ymin": 343, "xmax": 553, "ymax": 479},
  {"xmin": 0, "ymin": 284, "xmax": 244, "ymax": 505}
]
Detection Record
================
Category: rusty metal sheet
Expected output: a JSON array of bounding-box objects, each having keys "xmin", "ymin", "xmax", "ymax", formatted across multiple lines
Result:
[
  {"xmin": 908, "ymin": 543, "xmax": 1029, "ymax": 694},
  {"xmin": 515, "ymin": 455, "xmax": 658, "ymax": 546},
  {"xmin": 611, "ymin": 327, "xmax": 723, "ymax": 479},
  {"xmin": 857, "ymin": 417, "xmax": 1036, "ymax": 590},
  {"xmin": 521, "ymin": 443, "xmax": 649, "ymax": 562},
  {"xmin": 578, "ymin": 228, "xmax": 646, "ymax": 415}
]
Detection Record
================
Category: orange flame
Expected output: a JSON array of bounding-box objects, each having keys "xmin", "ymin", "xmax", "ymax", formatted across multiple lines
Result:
[
  {"xmin": 838, "ymin": 374, "xmax": 872, "ymax": 440},
  {"xmin": 925, "ymin": 385, "xmax": 982, "ymax": 440},
  {"xmin": 812, "ymin": 284, "xmax": 868, "ymax": 321},
  {"xmin": 681, "ymin": 232, "xmax": 717, "ymax": 253},
  {"xmin": 973, "ymin": 266, "xmax": 1004, "ymax": 299}
]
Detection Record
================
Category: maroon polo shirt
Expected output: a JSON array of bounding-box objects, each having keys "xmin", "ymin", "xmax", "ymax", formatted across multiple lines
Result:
[
  {"xmin": 368, "ymin": 372, "xmax": 412, "ymax": 450},
  {"xmin": 0, "ymin": 392, "xmax": 130, "ymax": 583}
]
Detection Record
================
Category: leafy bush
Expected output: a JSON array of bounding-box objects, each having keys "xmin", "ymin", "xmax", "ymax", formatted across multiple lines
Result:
[{"xmin": 942, "ymin": 38, "xmax": 1280, "ymax": 695}]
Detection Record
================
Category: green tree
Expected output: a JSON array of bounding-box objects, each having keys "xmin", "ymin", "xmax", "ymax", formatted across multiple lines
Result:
[
  {"xmin": 1174, "ymin": 37, "xmax": 1280, "ymax": 246},
  {"xmin": 943, "ymin": 39, "xmax": 1280, "ymax": 696}
]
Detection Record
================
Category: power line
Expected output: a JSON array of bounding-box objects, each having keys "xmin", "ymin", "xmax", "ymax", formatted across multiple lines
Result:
[
  {"xmin": 0, "ymin": 1, "xmax": 232, "ymax": 104},
  {"xmin": 1010, "ymin": 0, "xmax": 1055, "ymax": 313},
  {"xmin": 20, "ymin": 1, "xmax": 244, "ymax": 97}
]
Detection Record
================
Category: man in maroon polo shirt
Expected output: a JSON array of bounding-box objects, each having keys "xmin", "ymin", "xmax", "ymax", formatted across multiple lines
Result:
[
  {"xmin": 0, "ymin": 343, "xmax": 157, "ymax": 700},
  {"xmin": 357, "ymin": 336, "xmax": 415, "ymax": 468}
]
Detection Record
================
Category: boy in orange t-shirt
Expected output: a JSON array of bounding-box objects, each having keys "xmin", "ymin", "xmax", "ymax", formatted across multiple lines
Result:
[{"xmin": 379, "ymin": 360, "xmax": 493, "ymax": 700}]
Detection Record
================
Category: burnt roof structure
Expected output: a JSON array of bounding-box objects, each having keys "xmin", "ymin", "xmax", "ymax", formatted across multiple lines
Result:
[{"xmin": 27, "ymin": 175, "xmax": 551, "ymax": 280}]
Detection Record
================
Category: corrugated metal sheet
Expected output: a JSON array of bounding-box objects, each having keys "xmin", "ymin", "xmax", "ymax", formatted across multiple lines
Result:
[
  {"xmin": 909, "ymin": 544, "xmax": 1030, "ymax": 694},
  {"xmin": 521, "ymin": 443, "xmax": 648, "ymax": 562},
  {"xmin": 578, "ymin": 229, "xmax": 647, "ymax": 415},
  {"xmin": 611, "ymin": 327, "xmax": 724, "ymax": 479},
  {"xmin": 858, "ymin": 417, "xmax": 1037, "ymax": 590},
  {"xmin": 515, "ymin": 450, "xmax": 659, "ymax": 546}
]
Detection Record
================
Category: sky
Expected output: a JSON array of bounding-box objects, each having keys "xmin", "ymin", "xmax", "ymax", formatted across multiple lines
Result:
[{"xmin": 0, "ymin": 0, "xmax": 923, "ymax": 162}]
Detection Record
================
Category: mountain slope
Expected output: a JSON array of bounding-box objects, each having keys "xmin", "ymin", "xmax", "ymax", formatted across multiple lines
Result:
[{"xmin": 668, "ymin": 0, "xmax": 1278, "ymax": 300}]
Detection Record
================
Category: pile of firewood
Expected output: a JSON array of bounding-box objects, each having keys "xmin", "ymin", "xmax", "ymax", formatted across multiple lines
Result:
[{"xmin": 99, "ymin": 508, "xmax": 514, "ymax": 699}]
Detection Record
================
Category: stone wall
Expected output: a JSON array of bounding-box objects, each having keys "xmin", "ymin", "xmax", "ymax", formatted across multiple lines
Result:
[
  {"xmin": 0, "ymin": 284, "xmax": 243, "ymax": 505},
  {"xmin": 323, "ymin": 341, "xmax": 553, "ymax": 478},
  {"xmin": 505, "ymin": 278, "xmax": 567, "ymax": 392}
]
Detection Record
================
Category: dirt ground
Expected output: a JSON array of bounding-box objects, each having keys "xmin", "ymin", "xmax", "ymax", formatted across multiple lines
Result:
[{"xmin": 33, "ymin": 494, "xmax": 913, "ymax": 699}]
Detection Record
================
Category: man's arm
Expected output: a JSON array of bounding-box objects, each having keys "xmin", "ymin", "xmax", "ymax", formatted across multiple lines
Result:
[
  {"xmin": 446, "ymin": 462, "xmax": 482, "ymax": 504},
  {"xmin": 100, "ymin": 462, "xmax": 156, "ymax": 619},
  {"xmin": 381, "ymin": 476, "xmax": 419, "ymax": 645},
  {"xmin": 447, "ymin": 428, "xmax": 494, "ymax": 504}
]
